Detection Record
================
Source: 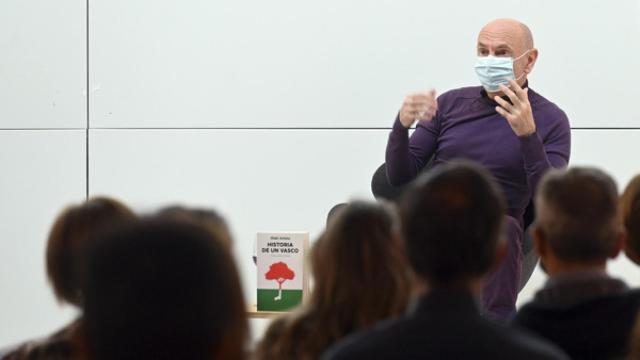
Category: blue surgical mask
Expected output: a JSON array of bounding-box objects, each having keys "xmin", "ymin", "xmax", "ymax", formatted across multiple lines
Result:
[{"xmin": 474, "ymin": 50, "xmax": 530, "ymax": 92}]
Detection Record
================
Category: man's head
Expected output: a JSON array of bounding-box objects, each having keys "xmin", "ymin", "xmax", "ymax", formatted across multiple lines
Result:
[
  {"xmin": 533, "ymin": 167, "xmax": 624, "ymax": 274},
  {"xmin": 621, "ymin": 175, "xmax": 640, "ymax": 265},
  {"xmin": 399, "ymin": 162, "xmax": 506, "ymax": 288},
  {"xmin": 477, "ymin": 18, "xmax": 538, "ymax": 90}
]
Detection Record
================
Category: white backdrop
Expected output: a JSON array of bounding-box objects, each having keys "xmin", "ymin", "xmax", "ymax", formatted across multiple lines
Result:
[{"xmin": 1, "ymin": 0, "xmax": 640, "ymax": 348}]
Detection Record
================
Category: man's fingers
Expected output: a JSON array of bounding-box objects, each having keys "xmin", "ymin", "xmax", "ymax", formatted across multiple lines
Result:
[
  {"xmin": 494, "ymin": 96, "xmax": 514, "ymax": 112},
  {"xmin": 495, "ymin": 106, "xmax": 513, "ymax": 122},
  {"xmin": 428, "ymin": 89, "xmax": 437, "ymax": 103},
  {"xmin": 406, "ymin": 100, "xmax": 436, "ymax": 113},
  {"xmin": 411, "ymin": 89, "xmax": 437, "ymax": 101},
  {"xmin": 409, "ymin": 96, "xmax": 436, "ymax": 107},
  {"xmin": 418, "ymin": 109, "xmax": 436, "ymax": 121},
  {"xmin": 499, "ymin": 84, "xmax": 519, "ymax": 104},
  {"xmin": 507, "ymin": 79, "xmax": 527, "ymax": 101}
]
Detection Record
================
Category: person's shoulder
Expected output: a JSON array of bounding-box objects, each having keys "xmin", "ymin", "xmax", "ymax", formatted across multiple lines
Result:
[
  {"xmin": 323, "ymin": 313, "xmax": 567, "ymax": 360},
  {"xmin": 468, "ymin": 317, "xmax": 569, "ymax": 359},
  {"xmin": 513, "ymin": 287, "xmax": 640, "ymax": 327},
  {"xmin": 494, "ymin": 323, "xmax": 569, "ymax": 360},
  {"xmin": 527, "ymin": 88, "xmax": 570, "ymax": 134},
  {"xmin": 0, "ymin": 324, "xmax": 78, "ymax": 360},
  {"xmin": 321, "ymin": 316, "xmax": 414, "ymax": 360},
  {"xmin": 527, "ymin": 89, "xmax": 568, "ymax": 118}
]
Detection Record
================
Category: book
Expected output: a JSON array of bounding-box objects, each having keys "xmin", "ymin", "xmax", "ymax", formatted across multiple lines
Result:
[{"xmin": 256, "ymin": 232, "xmax": 308, "ymax": 312}]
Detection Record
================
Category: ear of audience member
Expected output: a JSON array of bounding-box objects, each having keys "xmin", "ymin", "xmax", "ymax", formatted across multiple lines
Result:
[
  {"xmin": 1, "ymin": 197, "xmax": 135, "ymax": 360},
  {"xmin": 622, "ymin": 174, "xmax": 640, "ymax": 265},
  {"xmin": 157, "ymin": 205, "xmax": 233, "ymax": 250},
  {"xmin": 83, "ymin": 218, "xmax": 248, "ymax": 360},
  {"xmin": 254, "ymin": 201, "xmax": 412, "ymax": 360},
  {"xmin": 513, "ymin": 167, "xmax": 640, "ymax": 360},
  {"xmin": 322, "ymin": 162, "xmax": 567, "ymax": 360}
]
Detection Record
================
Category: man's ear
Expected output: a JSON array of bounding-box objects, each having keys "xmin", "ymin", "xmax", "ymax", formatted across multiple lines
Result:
[{"xmin": 525, "ymin": 48, "xmax": 539, "ymax": 74}]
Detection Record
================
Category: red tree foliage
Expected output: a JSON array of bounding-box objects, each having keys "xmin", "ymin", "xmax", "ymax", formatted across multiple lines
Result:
[{"xmin": 265, "ymin": 261, "xmax": 295, "ymax": 287}]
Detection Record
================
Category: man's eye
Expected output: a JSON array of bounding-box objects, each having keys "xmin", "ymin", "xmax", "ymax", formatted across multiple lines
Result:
[{"xmin": 478, "ymin": 49, "xmax": 489, "ymax": 56}]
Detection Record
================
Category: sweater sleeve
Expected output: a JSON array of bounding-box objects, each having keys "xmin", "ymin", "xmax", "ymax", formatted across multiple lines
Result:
[
  {"xmin": 519, "ymin": 109, "xmax": 571, "ymax": 197},
  {"xmin": 385, "ymin": 114, "xmax": 440, "ymax": 186}
]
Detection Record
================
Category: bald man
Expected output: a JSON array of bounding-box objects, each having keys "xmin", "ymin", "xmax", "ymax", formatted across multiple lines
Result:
[{"xmin": 386, "ymin": 19, "xmax": 571, "ymax": 318}]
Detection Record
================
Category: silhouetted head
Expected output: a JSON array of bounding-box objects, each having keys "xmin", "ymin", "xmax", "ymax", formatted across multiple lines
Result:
[
  {"xmin": 534, "ymin": 167, "xmax": 623, "ymax": 272},
  {"xmin": 83, "ymin": 218, "xmax": 248, "ymax": 360},
  {"xmin": 399, "ymin": 161, "xmax": 506, "ymax": 287},
  {"xmin": 46, "ymin": 196, "xmax": 135, "ymax": 306},
  {"xmin": 312, "ymin": 200, "xmax": 411, "ymax": 322},
  {"xmin": 621, "ymin": 175, "xmax": 640, "ymax": 265},
  {"xmin": 157, "ymin": 205, "xmax": 233, "ymax": 250}
]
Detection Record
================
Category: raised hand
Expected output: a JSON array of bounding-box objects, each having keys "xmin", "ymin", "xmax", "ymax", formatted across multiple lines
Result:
[
  {"xmin": 494, "ymin": 80, "xmax": 536, "ymax": 137},
  {"xmin": 399, "ymin": 89, "xmax": 438, "ymax": 129}
]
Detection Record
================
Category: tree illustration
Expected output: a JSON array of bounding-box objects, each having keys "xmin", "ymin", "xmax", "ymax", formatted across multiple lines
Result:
[{"xmin": 265, "ymin": 261, "xmax": 295, "ymax": 301}]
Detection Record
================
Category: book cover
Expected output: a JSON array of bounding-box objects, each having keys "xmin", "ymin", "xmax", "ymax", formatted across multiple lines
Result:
[{"xmin": 256, "ymin": 232, "xmax": 308, "ymax": 312}]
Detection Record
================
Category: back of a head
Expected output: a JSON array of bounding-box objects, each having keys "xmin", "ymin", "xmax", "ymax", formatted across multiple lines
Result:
[
  {"xmin": 622, "ymin": 175, "xmax": 640, "ymax": 265},
  {"xmin": 312, "ymin": 201, "xmax": 410, "ymax": 323},
  {"xmin": 157, "ymin": 205, "xmax": 233, "ymax": 250},
  {"xmin": 536, "ymin": 167, "xmax": 620, "ymax": 263},
  {"xmin": 46, "ymin": 196, "xmax": 135, "ymax": 306},
  {"xmin": 83, "ymin": 218, "xmax": 248, "ymax": 360},
  {"xmin": 257, "ymin": 201, "xmax": 411, "ymax": 360},
  {"xmin": 399, "ymin": 162, "xmax": 505, "ymax": 286}
]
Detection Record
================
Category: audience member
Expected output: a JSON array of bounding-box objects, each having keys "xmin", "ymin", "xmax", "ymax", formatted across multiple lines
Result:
[
  {"xmin": 621, "ymin": 174, "xmax": 640, "ymax": 265},
  {"xmin": 254, "ymin": 201, "xmax": 412, "ymax": 360},
  {"xmin": 630, "ymin": 312, "xmax": 640, "ymax": 360},
  {"xmin": 512, "ymin": 167, "xmax": 640, "ymax": 359},
  {"xmin": 324, "ymin": 162, "xmax": 567, "ymax": 360},
  {"xmin": 83, "ymin": 217, "xmax": 248, "ymax": 360},
  {"xmin": 157, "ymin": 205, "xmax": 233, "ymax": 249},
  {"xmin": 2, "ymin": 197, "xmax": 135, "ymax": 360}
]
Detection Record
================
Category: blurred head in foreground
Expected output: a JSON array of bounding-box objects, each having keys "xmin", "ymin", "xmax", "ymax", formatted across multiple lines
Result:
[{"xmin": 83, "ymin": 217, "xmax": 248, "ymax": 360}]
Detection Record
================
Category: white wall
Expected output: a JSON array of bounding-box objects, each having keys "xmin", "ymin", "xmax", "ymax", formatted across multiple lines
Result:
[
  {"xmin": 88, "ymin": 0, "xmax": 640, "ymax": 129},
  {"xmin": 0, "ymin": 131, "xmax": 86, "ymax": 345},
  {"xmin": 2, "ymin": 0, "xmax": 640, "ymax": 348},
  {"xmin": 0, "ymin": 0, "xmax": 85, "ymax": 129}
]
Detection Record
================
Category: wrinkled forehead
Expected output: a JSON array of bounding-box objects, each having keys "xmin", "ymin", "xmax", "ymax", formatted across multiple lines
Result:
[{"xmin": 477, "ymin": 28, "xmax": 521, "ymax": 51}]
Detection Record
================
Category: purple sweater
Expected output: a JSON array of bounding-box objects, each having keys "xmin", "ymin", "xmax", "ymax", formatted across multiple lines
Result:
[{"xmin": 386, "ymin": 85, "xmax": 571, "ymax": 222}]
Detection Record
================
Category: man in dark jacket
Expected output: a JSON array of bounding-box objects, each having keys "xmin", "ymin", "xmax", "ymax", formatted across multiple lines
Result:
[
  {"xmin": 512, "ymin": 167, "xmax": 640, "ymax": 360},
  {"xmin": 323, "ymin": 162, "xmax": 567, "ymax": 360}
]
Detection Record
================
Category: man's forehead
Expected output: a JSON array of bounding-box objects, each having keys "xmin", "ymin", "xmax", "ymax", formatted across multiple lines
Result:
[{"xmin": 477, "ymin": 30, "xmax": 518, "ymax": 49}]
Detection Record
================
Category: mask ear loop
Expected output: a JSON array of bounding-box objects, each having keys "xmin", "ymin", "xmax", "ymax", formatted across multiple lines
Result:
[{"xmin": 513, "ymin": 49, "xmax": 532, "ymax": 82}]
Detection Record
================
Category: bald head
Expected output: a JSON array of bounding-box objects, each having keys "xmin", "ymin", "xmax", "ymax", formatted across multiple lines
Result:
[{"xmin": 479, "ymin": 18, "xmax": 533, "ymax": 54}]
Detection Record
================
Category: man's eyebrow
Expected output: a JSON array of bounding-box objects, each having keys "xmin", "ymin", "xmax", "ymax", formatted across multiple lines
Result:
[
  {"xmin": 476, "ymin": 42, "xmax": 513, "ymax": 51},
  {"xmin": 494, "ymin": 44, "xmax": 513, "ymax": 50}
]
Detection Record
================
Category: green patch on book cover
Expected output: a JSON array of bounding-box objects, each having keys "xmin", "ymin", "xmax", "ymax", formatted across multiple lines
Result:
[{"xmin": 257, "ymin": 289, "xmax": 303, "ymax": 311}]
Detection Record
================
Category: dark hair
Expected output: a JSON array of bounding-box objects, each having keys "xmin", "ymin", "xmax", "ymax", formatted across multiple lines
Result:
[
  {"xmin": 536, "ymin": 167, "xmax": 619, "ymax": 262},
  {"xmin": 621, "ymin": 175, "xmax": 640, "ymax": 265},
  {"xmin": 399, "ymin": 162, "xmax": 505, "ymax": 286},
  {"xmin": 631, "ymin": 312, "xmax": 640, "ymax": 360},
  {"xmin": 254, "ymin": 201, "xmax": 412, "ymax": 360},
  {"xmin": 46, "ymin": 196, "xmax": 135, "ymax": 306},
  {"xmin": 157, "ymin": 205, "xmax": 233, "ymax": 250},
  {"xmin": 83, "ymin": 218, "xmax": 248, "ymax": 360}
]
